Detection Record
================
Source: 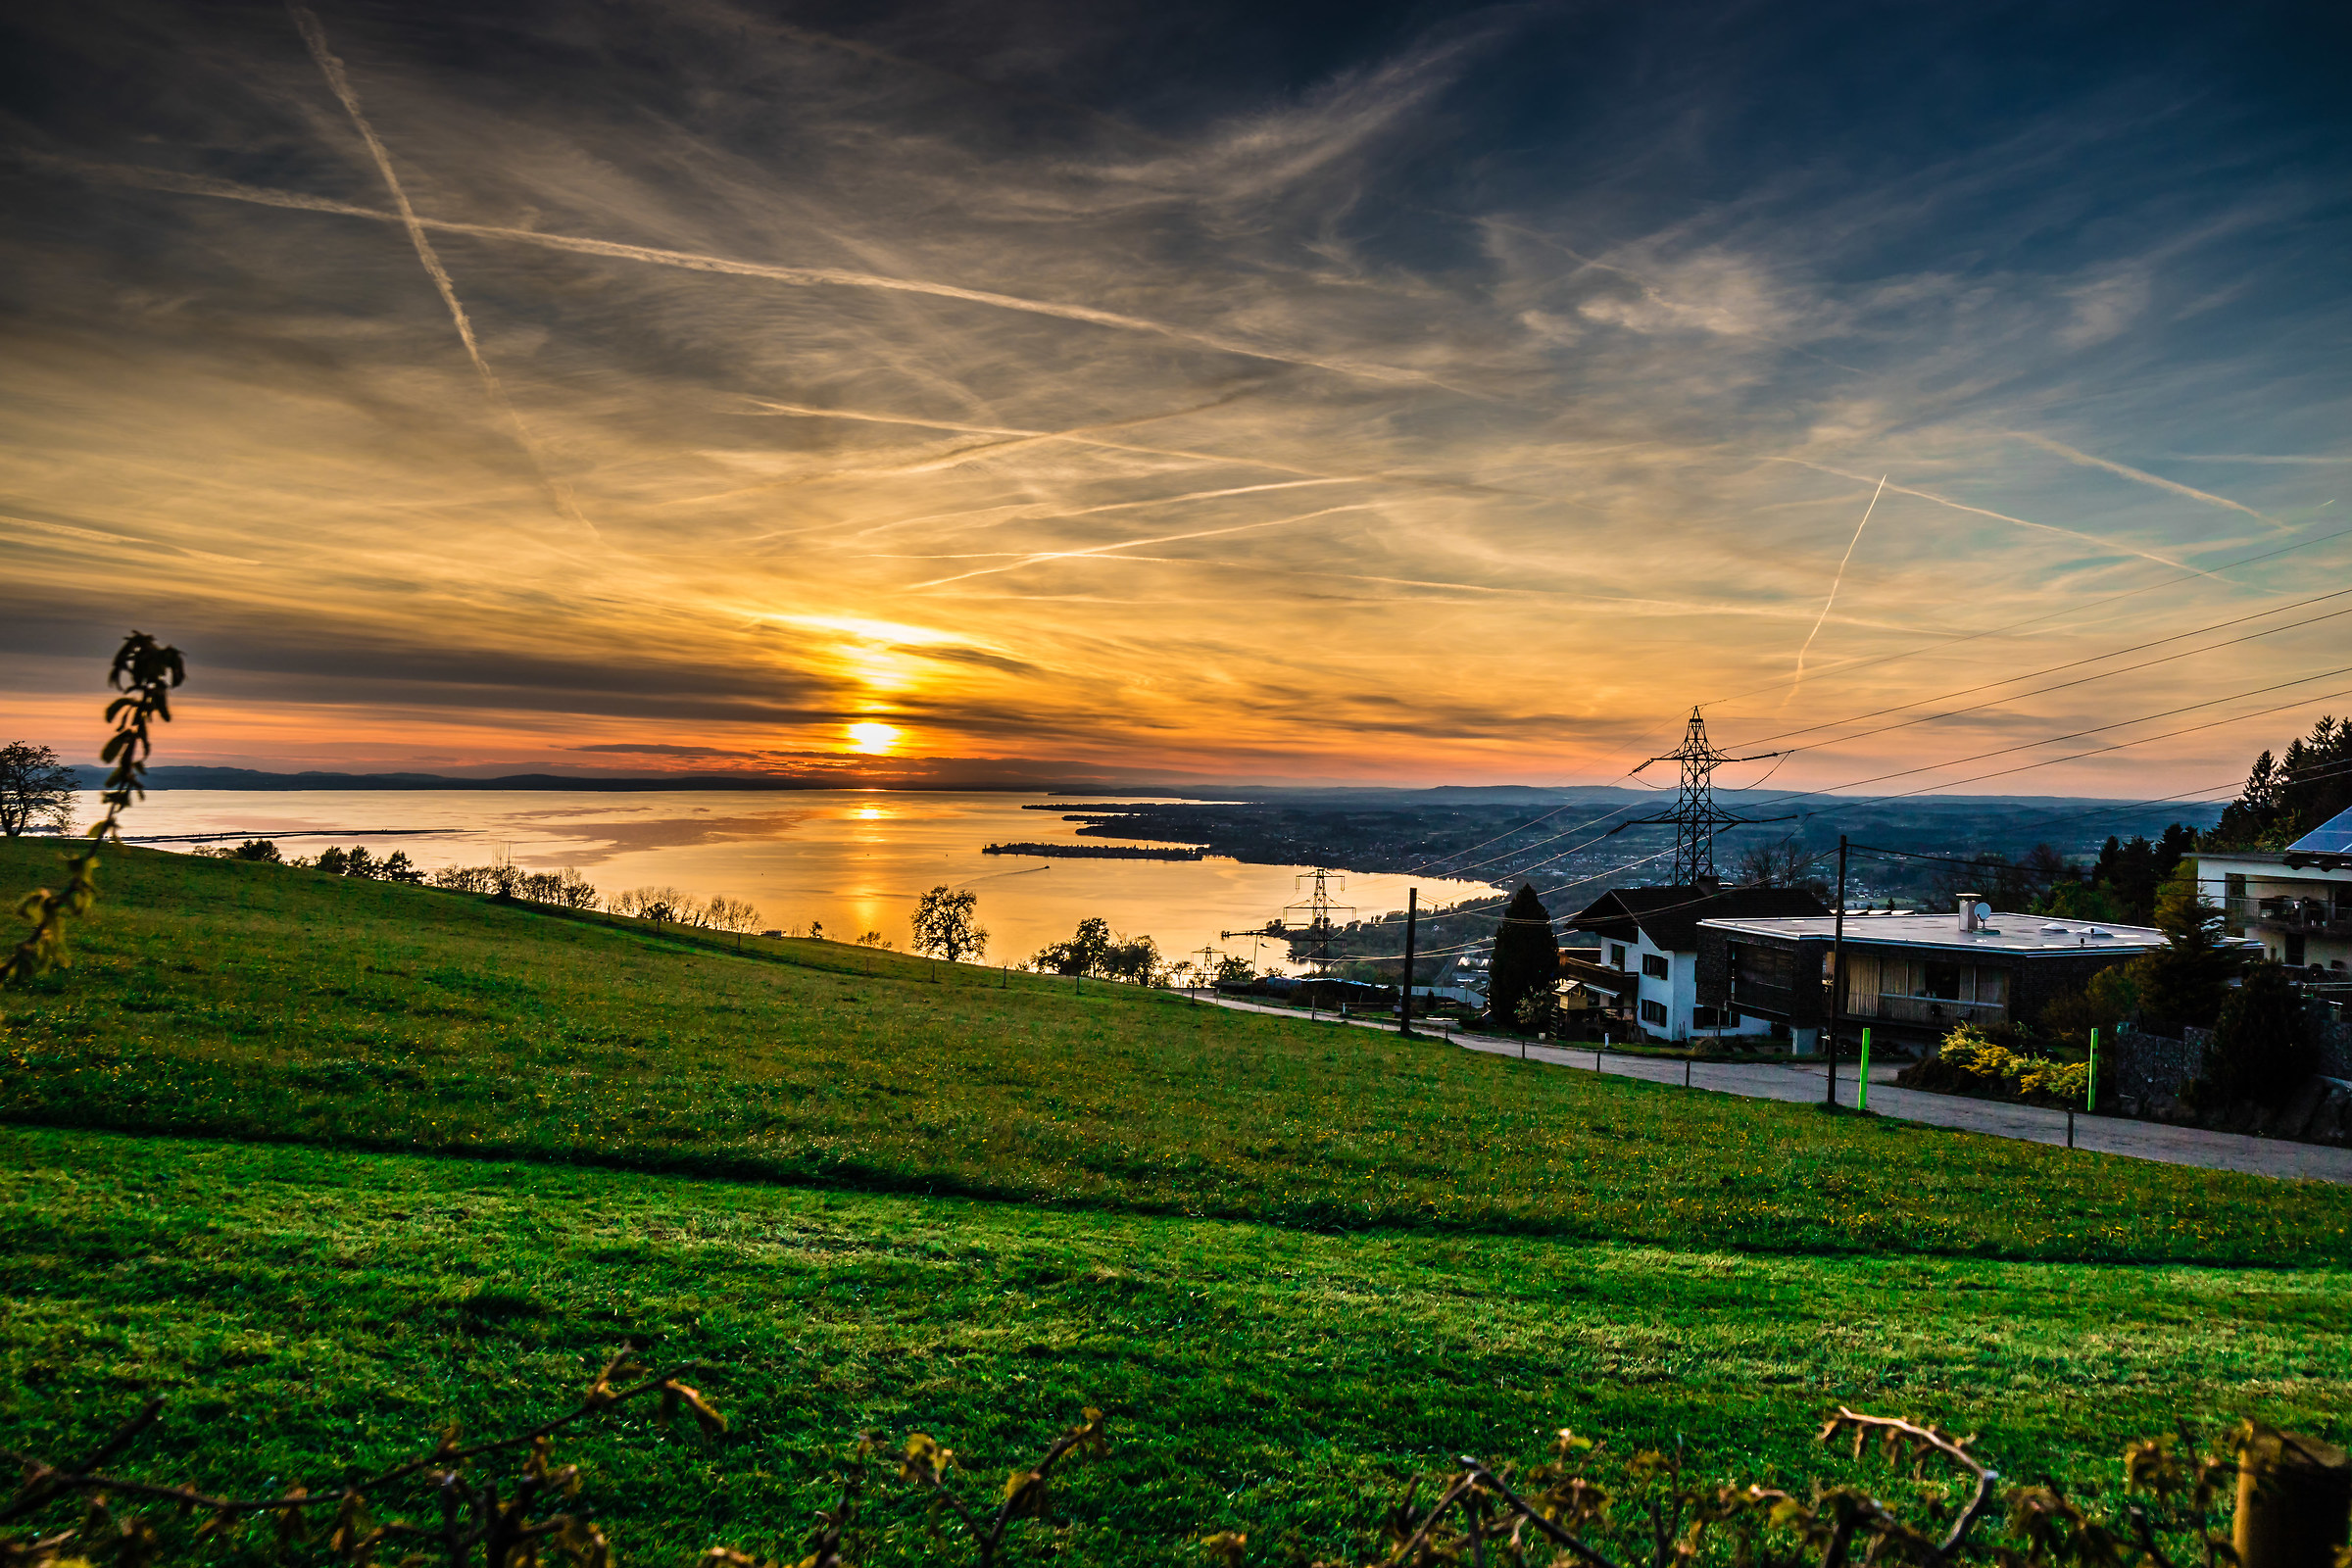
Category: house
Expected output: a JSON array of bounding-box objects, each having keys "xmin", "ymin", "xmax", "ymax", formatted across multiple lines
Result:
[
  {"xmin": 2194, "ymin": 805, "xmax": 2352, "ymax": 981},
  {"xmin": 1562, "ymin": 885, "xmax": 1829, "ymax": 1042},
  {"xmin": 1691, "ymin": 896, "xmax": 2254, "ymax": 1054}
]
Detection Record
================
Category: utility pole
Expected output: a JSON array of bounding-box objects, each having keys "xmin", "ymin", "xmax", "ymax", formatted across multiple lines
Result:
[
  {"xmin": 1825, "ymin": 834, "xmax": 1847, "ymax": 1108},
  {"xmin": 1398, "ymin": 888, "xmax": 1418, "ymax": 1037},
  {"xmin": 1614, "ymin": 708, "xmax": 1792, "ymax": 888}
]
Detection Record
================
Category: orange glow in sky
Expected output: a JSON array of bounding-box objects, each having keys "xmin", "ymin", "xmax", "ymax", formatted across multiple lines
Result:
[{"xmin": 0, "ymin": 2, "xmax": 2343, "ymax": 796}]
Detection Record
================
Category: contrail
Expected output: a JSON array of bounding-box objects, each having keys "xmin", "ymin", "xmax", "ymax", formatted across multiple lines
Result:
[
  {"xmin": 1780, "ymin": 474, "xmax": 1885, "ymax": 711},
  {"xmin": 1766, "ymin": 457, "xmax": 2222, "ymax": 580},
  {"xmin": 284, "ymin": 4, "xmax": 593, "ymax": 536},
  {"xmin": 2008, "ymin": 431, "xmax": 2284, "ymax": 531},
  {"xmin": 906, "ymin": 503, "xmax": 1375, "ymax": 588},
  {"xmin": 29, "ymin": 148, "xmax": 1476, "ymax": 395},
  {"xmin": 721, "ymin": 397, "xmax": 1552, "ymax": 509}
]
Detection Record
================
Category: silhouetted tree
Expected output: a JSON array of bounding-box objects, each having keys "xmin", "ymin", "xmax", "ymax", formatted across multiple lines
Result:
[
  {"xmin": 911, "ymin": 885, "xmax": 987, "ymax": 963},
  {"xmin": 1485, "ymin": 883, "xmax": 1558, "ymax": 1031},
  {"xmin": 0, "ymin": 742, "xmax": 76, "ymax": 838},
  {"xmin": 2209, "ymin": 715, "xmax": 2352, "ymax": 849},
  {"xmin": 1033, "ymin": 915, "xmax": 1113, "ymax": 976},
  {"xmin": 2205, "ymin": 962, "xmax": 2315, "ymax": 1107},
  {"xmin": 231, "ymin": 838, "xmax": 283, "ymax": 862},
  {"xmin": 1730, "ymin": 835, "xmax": 1831, "ymax": 899}
]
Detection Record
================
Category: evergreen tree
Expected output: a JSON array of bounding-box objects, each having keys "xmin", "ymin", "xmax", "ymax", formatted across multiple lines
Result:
[
  {"xmin": 2136, "ymin": 865, "xmax": 2235, "ymax": 1029},
  {"xmin": 2205, "ymin": 962, "xmax": 2314, "ymax": 1107},
  {"xmin": 2209, "ymin": 716, "xmax": 2352, "ymax": 849},
  {"xmin": 1485, "ymin": 883, "xmax": 1558, "ymax": 1031}
]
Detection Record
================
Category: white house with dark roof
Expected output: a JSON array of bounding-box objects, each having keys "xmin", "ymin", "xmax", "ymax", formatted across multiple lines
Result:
[{"xmin": 1562, "ymin": 885, "xmax": 1829, "ymax": 1042}]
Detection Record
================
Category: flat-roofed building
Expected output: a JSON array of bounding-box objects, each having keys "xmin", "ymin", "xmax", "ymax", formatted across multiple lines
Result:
[{"xmin": 1692, "ymin": 898, "xmax": 2251, "ymax": 1054}]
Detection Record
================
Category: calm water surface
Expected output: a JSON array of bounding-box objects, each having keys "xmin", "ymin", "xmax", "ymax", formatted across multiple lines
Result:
[{"xmin": 97, "ymin": 790, "xmax": 1494, "ymax": 973}]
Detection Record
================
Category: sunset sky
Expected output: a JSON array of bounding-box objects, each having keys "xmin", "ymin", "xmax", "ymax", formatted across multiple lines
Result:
[{"xmin": 2, "ymin": 0, "xmax": 2347, "ymax": 796}]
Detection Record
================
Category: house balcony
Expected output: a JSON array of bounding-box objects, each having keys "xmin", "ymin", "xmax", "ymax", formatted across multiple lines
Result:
[
  {"xmin": 1728, "ymin": 978, "xmax": 1805, "ymax": 1018},
  {"xmin": 2231, "ymin": 896, "xmax": 2352, "ymax": 938},
  {"xmin": 1851, "ymin": 994, "xmax": 2008, "ymax": 1027}
]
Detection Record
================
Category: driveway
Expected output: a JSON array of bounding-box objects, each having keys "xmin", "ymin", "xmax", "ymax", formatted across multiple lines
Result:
[{"xmin": 1199, "ymin": 994, "xmax": 2352, "ymax": 1184}]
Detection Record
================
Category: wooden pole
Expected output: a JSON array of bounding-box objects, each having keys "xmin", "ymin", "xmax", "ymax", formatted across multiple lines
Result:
[
  {"xmin": 1825, "ymin": 835, "xmax": 1848, "ymax": 1108},
  {"xmin": 1398, "ymin": 888, "xmax": 1418, "ymax": 1038},
  {"xmin": 2236, "ymin": 1429, "xmax": 2352, "ymax": 1568}
]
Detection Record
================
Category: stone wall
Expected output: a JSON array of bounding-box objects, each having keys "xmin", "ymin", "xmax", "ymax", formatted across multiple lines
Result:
[
  {"xmin": 2316, "ymin": 1004, "xmax": 2352, "ymax": 1079},
  {"xmin": 2111, "ymin": 1023, "xmax": 2212, "ymax": 1103}
]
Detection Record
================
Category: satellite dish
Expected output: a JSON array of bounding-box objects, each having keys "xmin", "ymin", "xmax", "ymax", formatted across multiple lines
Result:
[{"xmin": 1974, "ymin": 902, "xmax": 1993, "ymax": 924}]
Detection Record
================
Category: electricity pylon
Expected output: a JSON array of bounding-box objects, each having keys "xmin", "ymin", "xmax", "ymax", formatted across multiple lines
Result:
[
  {"xmin": 1284, "ymin": 869, "xmax": 1353, "ymax": 973},
  {"xmin": 1609, "ymin": 708, "xmax": 1792, "ymax": 887}
]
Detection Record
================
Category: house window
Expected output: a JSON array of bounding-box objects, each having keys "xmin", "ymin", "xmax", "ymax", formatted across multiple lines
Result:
[
  {"xmin": 1641, "ymin": 1000, "xmax": 1668, "ymax": 1026},
  {"xmin": 2287, "ymin": 932, "xmax": 2307, "ymax": 967},
  {"xmin": 1642, "ymin": 953, "xmax": 1670, "ymax": 979},
  {"xmin": 1693, "ymin": 1005, "xmax": 1723, "ymax": 1029},
  {"xmin": 1609, "ymin": 944, "xmax": 1627, "ymax": 969}
]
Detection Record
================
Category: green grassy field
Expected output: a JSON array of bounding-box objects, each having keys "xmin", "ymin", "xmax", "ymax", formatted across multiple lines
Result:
[
  {"xmin": 7, "ymin": 1127, "xmax": 2347, "ymax": 1567},
  {"xmin": 4, "ymin": 839, "xmax": 2347, "ymax": 1265},
  {"xmin": 4, "ymin": 837, "xmax": 2350, "ymax": 1564}
]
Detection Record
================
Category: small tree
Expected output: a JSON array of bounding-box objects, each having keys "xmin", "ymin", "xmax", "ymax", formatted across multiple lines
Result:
[
  {"xmin": 1033, "ymin": 915, "xmax": 1112, "ymax": 976},
  {"xmin": 1213, "ymin": 954, "xmax": 1253, "ymax": 987},
  {"xmin": 1486, "ymin": 883, "xmax": 1558, "ymax": 1031},
  {"xmin": 1101, "ymin": 933, "xmax": 1160, "ymax": 985},
  {"xmin": 912, "ymin": 885, "xmax": 987, "ymax": 963},
  {"xmin": 381, "ymin": 850, "xmax": 423, "ymax": 884},
  {"xmin": 855, "ymin": 929, "xmax": 892, "ymax": 949},
  {"xmin": 230, "ymin": 838, "xmax": 282, "ymax": 863},
  {"xmin": 2205, "ymin": 962, "xmax": 2315, "ymax": 1107},
  {"xmin": 2137, "ymin": 865, "xmax": 2235, "ymax": 1029},
  {"xmin": 0, "ymin": 743, "xmax": 77, "ymax": 838}
]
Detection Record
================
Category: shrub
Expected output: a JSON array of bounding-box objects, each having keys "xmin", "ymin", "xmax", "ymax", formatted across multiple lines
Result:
[{"xmin": 1900, "ymin": 1024, "xmax": 2093, "ymax": 1106}]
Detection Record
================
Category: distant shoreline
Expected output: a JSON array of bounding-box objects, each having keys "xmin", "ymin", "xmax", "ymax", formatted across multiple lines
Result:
[{"xmin": 982, "ymin": 842, "xmax": 1208, "ymax": 861}]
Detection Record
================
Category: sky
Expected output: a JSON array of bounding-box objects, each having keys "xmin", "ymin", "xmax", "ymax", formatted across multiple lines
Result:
[{"xmin": 2, "ymin": 0, "xmax": 2349, "ymax": 796}]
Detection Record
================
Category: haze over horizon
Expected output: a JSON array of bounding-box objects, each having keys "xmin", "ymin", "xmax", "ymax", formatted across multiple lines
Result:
[{"xmin": 4, "ymin": 0, "xmax": 2348, "ymax": 799}]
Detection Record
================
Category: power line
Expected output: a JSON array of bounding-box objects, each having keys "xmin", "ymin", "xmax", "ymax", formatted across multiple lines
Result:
[
  {"xmin": 1729, "ymin": 591, "xmax": 2352, "ymax": 757},
  {"xmin": 1700, "ymin": 519, "xmax": 2352, "ymax": 715}
]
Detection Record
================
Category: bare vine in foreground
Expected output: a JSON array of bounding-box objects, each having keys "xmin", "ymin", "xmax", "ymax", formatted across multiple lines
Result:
[
  {"xmin": 4, "ymin": 631, "xmax": 183, "ymax": 987},
  {"xmin": 0, "ymin": 1348, "xmax": 720, "ymax": 1567},
  {"xmin": 0, "ymin": 1384, "xmax": 2294, "ymax": 1568}
]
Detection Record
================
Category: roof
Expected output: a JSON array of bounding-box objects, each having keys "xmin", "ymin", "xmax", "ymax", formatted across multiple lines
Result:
[
  {"xmin": 1563, "ymin": 885, "xmax": 1829, "ymax": 954},
  {"xmin": 2286, "ymin": 805, "xmax": 2352, "ymax": 868},
  {"xmin": 1693, "ymin": 908, "xmax": 2230, "ymax": 956}
]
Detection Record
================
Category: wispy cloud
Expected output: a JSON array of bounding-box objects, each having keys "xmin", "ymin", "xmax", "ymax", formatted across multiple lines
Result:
[{"xmin": 2, "ymin": 0, "xmax": 2345, "ymax": 790}]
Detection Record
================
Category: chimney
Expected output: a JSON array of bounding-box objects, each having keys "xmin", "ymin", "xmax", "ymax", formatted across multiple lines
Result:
[{"xmin": 1956, "ymin": 893, "xmax": 1984, "ymax": 933}]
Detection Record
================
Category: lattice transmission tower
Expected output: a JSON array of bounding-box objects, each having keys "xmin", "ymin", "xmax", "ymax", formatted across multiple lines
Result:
[
  {"xmin": 1610, "ymin": 708, "xmax": 1791, "ymax": 887},
  {"xmin": 1284, "ymin": 869, "xmax": 1353, "ymax": 973}
]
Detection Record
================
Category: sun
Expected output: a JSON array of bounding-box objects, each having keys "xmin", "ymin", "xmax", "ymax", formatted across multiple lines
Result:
[{"xmin": 846, "ymin": 721, "xmax": 903, "ymax": 756}]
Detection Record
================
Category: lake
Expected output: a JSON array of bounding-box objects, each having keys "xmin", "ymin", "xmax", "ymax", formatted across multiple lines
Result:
[{"xmin": 93, "ymin": 790, "xmax": 1494, "ymax": 974}]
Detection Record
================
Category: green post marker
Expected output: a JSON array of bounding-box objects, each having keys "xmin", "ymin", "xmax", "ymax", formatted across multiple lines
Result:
[
  {"xmin": 2087, "ymin": 1027, "xmax": 2098, "ymax": 1112},
  {"xmin": 1858, "ymin": 1028, "xmax": 1870, "ymax": 1111}
]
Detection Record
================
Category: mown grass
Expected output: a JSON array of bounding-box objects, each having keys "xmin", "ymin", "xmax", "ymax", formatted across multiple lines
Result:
[
  {"xmin": 6, "ymin": 1126, "xmax": 2348, "ymax": 1567},
  {"xmin": 4, "ymin": 839, "xmax": 2349, "ymax": 1264}
]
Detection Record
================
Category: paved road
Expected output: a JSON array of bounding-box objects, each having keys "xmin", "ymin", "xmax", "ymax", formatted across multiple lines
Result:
[{"xmin": 1200, "ymin": 994, "xmax": 2352, "ymax": 1184}]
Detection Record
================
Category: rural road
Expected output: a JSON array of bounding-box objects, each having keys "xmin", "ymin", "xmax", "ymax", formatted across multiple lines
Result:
[{"xmin": 1196, "ymin": 993, "xmax": 2352, "ymax": 1185}]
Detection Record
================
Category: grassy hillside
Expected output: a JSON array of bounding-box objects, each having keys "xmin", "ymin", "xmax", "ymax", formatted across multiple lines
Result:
[
  {"xmin": 7, "ymin": 1127, "xmax": 2347, "ymax": 1567},
  {"xmin": 4, "ymin": 838, "xmax": 2349, "ymax": 1263}
]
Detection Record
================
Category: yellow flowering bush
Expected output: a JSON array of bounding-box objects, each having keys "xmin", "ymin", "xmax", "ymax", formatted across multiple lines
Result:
[{"xmin": 1925, "ymin": 1024, "xmax": 2091, "ymax": 1104}]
